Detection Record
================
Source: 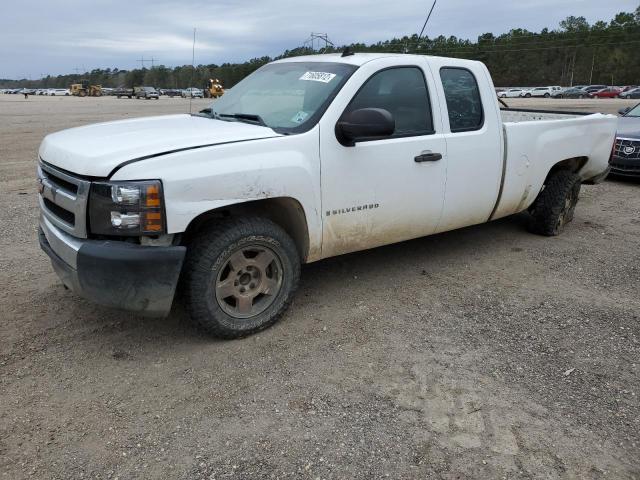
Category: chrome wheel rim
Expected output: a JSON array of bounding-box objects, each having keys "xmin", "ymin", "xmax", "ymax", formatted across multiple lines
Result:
[{"xmin": 214, "ymin": 244, "xmax": 283, "ymax": 319}]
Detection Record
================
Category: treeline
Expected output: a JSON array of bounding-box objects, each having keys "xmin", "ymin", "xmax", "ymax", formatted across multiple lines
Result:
[{"xmin": 2, "ymin": 8, "xmax": 639, "ymax": 90}]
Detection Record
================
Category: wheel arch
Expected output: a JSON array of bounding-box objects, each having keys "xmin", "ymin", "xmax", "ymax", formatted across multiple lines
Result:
[
  {"xmin": 182, "ymin": 197, "xmax": 311, "ymax": 262},
  {"xmin": 544, "ymin": 156, "xmax": 589, "ymax": 184}
]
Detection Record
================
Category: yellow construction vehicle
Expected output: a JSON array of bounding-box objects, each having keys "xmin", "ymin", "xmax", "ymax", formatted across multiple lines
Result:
[
  {"xmin": 70, "ymin": 80, "xmax": 102, "ymax": 97},
  {"xmin": 204, "ymin": 78, "xmax": 224, "ymax": 98}
]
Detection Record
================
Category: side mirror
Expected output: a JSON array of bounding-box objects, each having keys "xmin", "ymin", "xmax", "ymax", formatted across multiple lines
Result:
[
  {"xmin": 335, "ymin": 108, "xmax": 395, "ymax": 146},
  {"xmin": 618, "ymin": 107, "xmax": 630, "ymax": 115}
]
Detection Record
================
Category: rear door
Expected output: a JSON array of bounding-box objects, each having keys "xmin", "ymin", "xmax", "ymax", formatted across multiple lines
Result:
[
  {"xmin": 318, "ymin": 58, "xmax": 447, "ymax": 258},
  {"xmin": 427, "ymin": 60, "xmax": 503, "ymax": 233}
]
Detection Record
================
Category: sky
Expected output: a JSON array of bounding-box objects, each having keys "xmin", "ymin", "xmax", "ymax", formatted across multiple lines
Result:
[{"xmin": 0, "ymin": 0, "xmax": 637, "ymax": 79}]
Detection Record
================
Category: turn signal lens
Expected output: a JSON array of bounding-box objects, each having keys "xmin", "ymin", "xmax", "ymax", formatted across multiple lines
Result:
[
  {"xmin": 144, "ymin": 184, "xmax": 161, "ymax": 207},
  {"xmin": 143, "ymin": 211, "xmax": 163, "ymax": 232}
]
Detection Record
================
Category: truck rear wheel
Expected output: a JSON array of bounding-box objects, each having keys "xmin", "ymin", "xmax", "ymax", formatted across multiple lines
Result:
[
  {"xmin": 183, "ymin": 217, "xmax": 300, "ymax": 338},
  {"xmin": 529, "ymin": 170, "xmax": 581, "ymax": 236}
]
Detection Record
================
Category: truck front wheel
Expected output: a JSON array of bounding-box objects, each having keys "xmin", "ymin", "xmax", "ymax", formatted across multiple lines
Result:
[
  {"xmin": 183, "ymin": 217, "xmax": 300, "ymax": 338},
  {"xmin": 529, "ymin": 170, "xmax": 581, "ymax": 236}
]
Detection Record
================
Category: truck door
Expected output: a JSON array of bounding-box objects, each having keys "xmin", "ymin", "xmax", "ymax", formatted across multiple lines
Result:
[
  {"xmin": 430, "ymin": 64, "xmax": 503, "ymax": 233},
  {"xmin": 319, "ymin": 62, "xmax": 447, "ymax": 258}
]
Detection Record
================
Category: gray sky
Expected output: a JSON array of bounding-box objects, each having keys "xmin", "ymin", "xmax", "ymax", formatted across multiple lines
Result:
[{"xmin": 1, "ymin": 0, "xmax": 637, "ymax": 79}]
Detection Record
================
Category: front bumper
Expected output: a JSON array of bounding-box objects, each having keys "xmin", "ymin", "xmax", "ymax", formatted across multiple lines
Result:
[
  {"xmin": 610, "ymin": 156, "xmax": 640, "ymax": 178},
  {"xmin": 39, "ymin": 215, "xmax": 186, "ymax": 317}
]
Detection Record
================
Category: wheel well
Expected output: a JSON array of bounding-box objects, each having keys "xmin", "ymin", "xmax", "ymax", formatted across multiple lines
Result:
[
  {"xmin": 183, "ymin": 197, "xmax": 310, "ymax": 261},
  {"xmin": 545, "ymin": 157, "xmax": 588, "ymax": 183}
]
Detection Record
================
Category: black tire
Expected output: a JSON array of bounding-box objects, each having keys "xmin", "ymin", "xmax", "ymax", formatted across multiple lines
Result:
[
  {"xmin": 529, "ymin": 170, "xmax": 581, "ymax": 236},
  {"xmin": 525, "ymin": 93, "xmax": 531, "ymax": 98},
  {"xmin": 544, "ymin": 93, "xmax": 550, "ymax": 98},
  {"xmin": 183, "ymin": 217, "xmax": 301, "ymax": 339}
]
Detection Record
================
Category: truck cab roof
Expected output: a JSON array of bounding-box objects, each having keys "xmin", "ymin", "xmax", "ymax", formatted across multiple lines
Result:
[{"xmin": 273, "ymin": 52, "xmax": 482, "ymax": 68}]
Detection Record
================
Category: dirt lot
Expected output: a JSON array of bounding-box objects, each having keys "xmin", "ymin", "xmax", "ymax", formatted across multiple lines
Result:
[{"xmin": 1, "ymin": 95, "xmax": 639, "ymax": 479}]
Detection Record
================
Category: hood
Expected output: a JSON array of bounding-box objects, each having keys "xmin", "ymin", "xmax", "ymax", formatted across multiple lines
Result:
[
  {"xmin": 617, "ymin": 116, "xmax": 640, "ymax": 139},
  {"xmin": 39, "ymin": 114, "xmax": 281, "ymax": 177}
]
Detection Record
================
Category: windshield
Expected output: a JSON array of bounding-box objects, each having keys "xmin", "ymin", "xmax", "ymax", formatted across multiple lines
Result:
[
  {"xmin": 207, "ymin": 61, "xmax": 357, "ymax": 133},
  {"xmin": 625, "ymin": 104, "xmax": 640, "ymax": 117}
]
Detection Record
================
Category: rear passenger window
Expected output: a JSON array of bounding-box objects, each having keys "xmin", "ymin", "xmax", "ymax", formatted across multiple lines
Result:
[
  {"xmin": 345, "ymin": 67, "xmax": 434, "ymax": 137},
  {"xmin": 440, "ymin": 68, "xmax": 483, "ymax": 132}
]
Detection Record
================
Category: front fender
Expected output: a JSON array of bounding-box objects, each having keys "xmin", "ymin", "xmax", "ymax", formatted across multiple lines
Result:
[{"xmin": 111, "ymin": 131, "xmax": 323, "ymax": 261}]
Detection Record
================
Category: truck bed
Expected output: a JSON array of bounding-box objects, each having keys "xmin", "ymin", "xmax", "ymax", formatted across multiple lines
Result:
[
  {"xmin": 491, "ymin": 108, "xmax": 617, "ymax": 221},
  {"xmin": 500, "ymin": 107, "xmax": 588, "ymax": 123}
]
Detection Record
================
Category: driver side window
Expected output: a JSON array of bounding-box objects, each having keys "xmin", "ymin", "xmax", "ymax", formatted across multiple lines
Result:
[{"xmin": 344, "ymin": 67, "xmax": 434, "ymax": 137}]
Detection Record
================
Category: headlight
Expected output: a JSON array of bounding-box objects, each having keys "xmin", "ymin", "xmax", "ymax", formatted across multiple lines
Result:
[{"xmin": 89, "ymin": 180, "xmax": 165, "ymax": 236}]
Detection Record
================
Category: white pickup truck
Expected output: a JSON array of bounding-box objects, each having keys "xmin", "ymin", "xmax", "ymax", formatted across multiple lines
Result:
[{"xmin": 37, "ymin": 53, "xmax": 615, "ymax": 338}]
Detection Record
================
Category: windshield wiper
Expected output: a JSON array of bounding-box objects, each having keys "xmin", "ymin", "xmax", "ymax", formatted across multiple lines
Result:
[{"xmin": 216, "ymin": 113, "xmax": 267, "ymax": 127}]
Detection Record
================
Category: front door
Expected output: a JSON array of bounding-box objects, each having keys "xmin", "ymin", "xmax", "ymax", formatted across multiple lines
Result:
[{"xmin": 319, "ymin": 63, "xmax": 448, "ymax": 258}]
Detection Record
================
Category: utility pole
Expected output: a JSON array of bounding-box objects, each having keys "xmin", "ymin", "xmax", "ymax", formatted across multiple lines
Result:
[
  {"xmin": 589, "ymin": 51, "xmax": 595, "ymax": 85},
  {"xmin": 569, "ymin": 50, "xmax": 577, "ymax": 87},
  {"xmin": 137, "ymin": 57, "xmax": 156, "ymax": 69},
  {"xmin": 304, "ymin": 33, "xmax": 334, "ymax": 52}
]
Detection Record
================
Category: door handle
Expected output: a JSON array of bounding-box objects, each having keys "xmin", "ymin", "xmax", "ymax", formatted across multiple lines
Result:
[{"xmin": 414, "ymin": 152, "xmax": 442, "ymax": 162}]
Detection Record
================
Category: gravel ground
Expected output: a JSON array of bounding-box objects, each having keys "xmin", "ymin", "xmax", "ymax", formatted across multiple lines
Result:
[{"xmin": 0, "ymin": 95, "xmax": 639, "ymax": 479}]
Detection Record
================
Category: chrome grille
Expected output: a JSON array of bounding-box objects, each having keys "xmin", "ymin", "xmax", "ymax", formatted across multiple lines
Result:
[
  {"xmin": 614, "ymin": 138, "xmax": 640, "ymax": 161},
  {"xmin": 38, "ymin": 161, "xmax": 90, "ymax": 238}
]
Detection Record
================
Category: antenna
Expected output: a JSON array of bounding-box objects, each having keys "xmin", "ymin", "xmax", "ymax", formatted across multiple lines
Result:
[
  {"xmin": 189, "ymin": 28, "xmax": 196, "ymax": 114},
  {"xmin": 416, "ymin": 0, "xmax": 437, "ymax": 49}
]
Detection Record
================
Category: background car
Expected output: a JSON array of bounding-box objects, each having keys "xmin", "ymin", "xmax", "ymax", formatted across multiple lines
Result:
[
  {"xmin": 498, "ymin": 88, "xmax": 525, "ymax": 98},
  {"xmin": 134, "ymin": 86, "xmax": 159, "ymax": 100},
  {"xmin": 592, "ymin": 87, "xmax": 622, "ymax": 98},
  {"xmin": 610, "ymin": 103, "xmax": 640, "ymax": 177},
  {"xmin": 181, "ymin": 87, "xmax": 203, "ymax": 98},
  {"xmin": 582, "ymin": 85, "xmax": 608, "ymax": 94},
  {"xmin": 160, "ymin": 88, "xmax": 183, "ymax": 97},
  {"xmin": 527, "ymin": 86, "xmax": 562, "ymax": 98},
  {"xmin": 619, "ymin": 87, "xmax": 640, "ymax": 99},
  {"xmin": 552, "ymin": 87, "xmax": 591, "ymax": 99},
  {"xmin": 113, "ymin": 87, "xmax": 134, "ymax": 98},
  {"xmin": 49, "ymin": 88, "xmax": 70, "ymax": 96}
]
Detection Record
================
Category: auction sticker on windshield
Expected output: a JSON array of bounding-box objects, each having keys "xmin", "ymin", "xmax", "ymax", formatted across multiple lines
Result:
[{"xmin": 299, "ymin": 71, "xmax": 336, "ymax": 83}]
